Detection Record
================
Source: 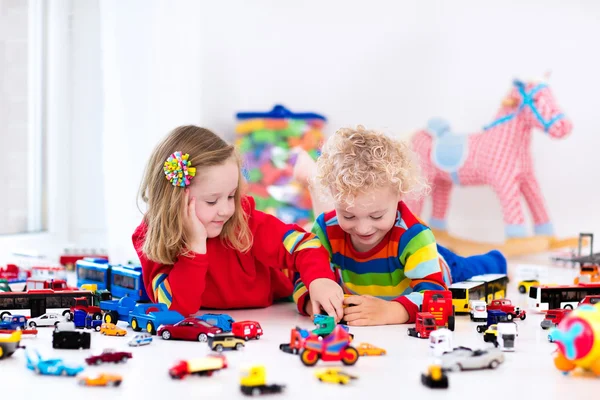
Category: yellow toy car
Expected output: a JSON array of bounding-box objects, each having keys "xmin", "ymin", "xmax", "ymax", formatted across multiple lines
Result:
[
  {"xmin": 315, "ymin": 368, "xmax": 358, "ymax": 385},
  {"xmin": 207, "ymin": 333, "xmax": 245, "ymax": 352},
  {"xmin": 518, "ymin": 280, "xmax": 539, "ymax": 294},
  {"xmin": 100, "ymin": 323, "xmax": 127, "ymax": 337},
  {"xmin": 356, "ymin": 342, "xmax": 386, "ymax": 356},
  {"xmin": 78, "ymin": 373, "xmax": 123, "ymax": 387}
]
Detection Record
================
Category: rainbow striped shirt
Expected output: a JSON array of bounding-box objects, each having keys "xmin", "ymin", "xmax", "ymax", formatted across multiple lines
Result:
[{"xmin": 294, "ymin": 201, "xmax": 449, "ymax": 322}]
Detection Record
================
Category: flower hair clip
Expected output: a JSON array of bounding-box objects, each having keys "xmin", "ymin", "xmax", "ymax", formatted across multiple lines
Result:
[{"xmin": 163, "ymin": 151, "xmax": 196, "ymax": 187}]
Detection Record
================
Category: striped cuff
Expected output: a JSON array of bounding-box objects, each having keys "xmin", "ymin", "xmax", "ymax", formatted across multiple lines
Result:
[{"xmin": 152, "ymin": 273, "xmax": 173, "ymax": 308}]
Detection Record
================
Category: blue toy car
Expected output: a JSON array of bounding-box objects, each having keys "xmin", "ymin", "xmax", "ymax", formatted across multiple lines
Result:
[
  {"xmin": 128, "ymin": 332, "xmax": 153, "ymax": 347},
  {"xmin": 73, "ymin": 310, "xmax": 102, "ymax": 331},
  {"xmin": 0, "ymin": 315, "xmax": 27, "ymax": 330},
  {"xmin": 198, "ymin": 313, "xmax": 235, "ymax": 332},
  {"xmin": 25, "ymin": 350, "xmax": 85, "ymax": 376}
]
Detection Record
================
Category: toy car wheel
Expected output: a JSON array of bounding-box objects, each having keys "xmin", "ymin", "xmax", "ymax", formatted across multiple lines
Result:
[
  {"xmin": 66, "ymin": 312, "xmax": 73, "ymax": 321},
  {"xmin": 341, "ymin": 346, "xmax": 359, "ymax": 366},
  {"xmin": 518, "ymin": 285, "xmax": 526, "ymax": 294},
  {"xmin": 92, "ymin": 313, "xmax": 102, "ymax": 320},
  {"xmin": 489, "ymin": 360, "xmax": 500, "ymax": 369},
  {"xmin": 161, "ymin": 330, "xmax": 171, "ymax": 340},
  {"xmin": 452, "ymin": 363, "xmax": 462, "ymax": 372},
  {"xmin": 131, "ymin": 318, "xmax": 140, "ymax": 331},
  {"xmin": 235, "ymin": 343, "xmax": 244, "ymax": 350},
  {"xmin": 28, "ymin": 321, "xmax": 36, "ymax": 328},
  {"xmin": 339, "ymin": 380, "xmax": 346, "ymax": 385},
  {"xmin": 255, "ymin": 335, "xmax": 260, "ymax": 340},
  {"xmin": 215, "ymin": 344, "xmax": 224, "ymax": 352},
  {"xmin": 476, "ymin": 326, "xmax": 484, "ymax": 333},
  {"xmin": 318, "ymin": 377, "xmax": 323, "ymax": 382},
  {"xmin": 198, "ymin": 333, "xmax": 207, "ymax": 342},
  {"xmin": 61, "ymin": 369, "xmax": 68, "ymax": 376},
  {"xmin": 252, "ymin": 388, "xmax": 261, "ymax": 396},
  {"xmin": 95, "ymin": 359, "xmax": 102, "ymax": 365},
  {"xmin": 520, "ymin": 314, "xmax": 526, "ymax": 321},
  {"xmin": 95, "ymin": 325, "xmax": 101, "ymax": 332},
  {"xmin": 506, "ymin": 314, "xmax": 514, "ymax": 322},
  {"xmin": 147, "ymin": 322, "xmax": 156, "ymax": 335}
]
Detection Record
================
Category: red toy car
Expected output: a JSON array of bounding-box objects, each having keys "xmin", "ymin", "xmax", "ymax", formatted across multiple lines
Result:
[
  {"xmin": 421, "ymin": 290, "xmax": 455, "ymax": 331},
  {"xmin": 407, "ymin": 312, "xmax": 437, "ymax": 339},
  {"xmin": 487, "ymin": 299, "xmax": 526, "ymax": 321},
  {"xmin": 579, "ymin": 295, "xmax": 600, "ymax": 306},
  {"xmin": 232, "ymin": 321, "xmax": 263, "ymax": 340},
  {"xmin": 299, "ymin": 325, "xmax": 359, "ymax": 367},
  {"xmin": 540, "ymin": 309, "xmax": 572, "ymax": 330},
  {"xmin": 85, "ymin": 349, "xmax": 132, "ymax": 365},
  {"xmin": 157, "ymin": 317, "xmax": 222, "ymax": 342}
]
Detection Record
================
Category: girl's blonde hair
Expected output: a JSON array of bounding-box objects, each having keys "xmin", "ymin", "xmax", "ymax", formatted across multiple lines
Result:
[
  {"xmin": 315, "ymin": 125, "xmax": 427, "ymax": 208},
  {"xmin": 138, "ymin": 125, "xmax": 252, "ymax": 264}
]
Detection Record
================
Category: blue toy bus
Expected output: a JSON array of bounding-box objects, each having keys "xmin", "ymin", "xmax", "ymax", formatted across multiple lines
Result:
[{"xmin": 76, "ymin": 259, "xmax": 149, "ymax": 302}]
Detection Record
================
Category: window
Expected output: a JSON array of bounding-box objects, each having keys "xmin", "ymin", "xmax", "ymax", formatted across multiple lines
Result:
[
  {"xmin": 0, "ymin": 0, "xmax": 47, "ymax": 234},
  {"xmin": 449, "ymin": 288, "xmax": 466, "ymax": 299},
  {"xmin": 46, "ymin": 296, "xmax": 61, "ymax": 308},
  {"xmin": 78, "ymin": 268, "xmax": 106, "ymax": 283},
  {"xmin": 529, "ymin": 286, "xmax": 538, "ymax": 299},
  {"xmin": 113, "ymin": 274, "xmax": 136, "ymax": 290}
]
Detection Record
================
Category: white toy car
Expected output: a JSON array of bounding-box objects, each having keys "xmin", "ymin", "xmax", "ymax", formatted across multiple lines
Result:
[
  {"xmin": 54, "ymin": 321, "xmax": 76, "ymax": 332},
  {"xmin": 497, "ymin": 322, "xmax": 517, "ymax": 351},
  {"xmin": 128, "ymin": 333, "xmax": 153, "ymax": 347},
  {"xmin": 439, "ymin": 347, "xmax": 504, "ymax": 371},
  {"xmin": 28, "ymin": 313, "xmax": 67, "ymax": 328},
  {"xmin": 469, "ymin": 300, "xmax": 487, "ymax": 322},
  {"xmin": 429, "ymin": 329, "xmax": 453, "ymax": 357}
]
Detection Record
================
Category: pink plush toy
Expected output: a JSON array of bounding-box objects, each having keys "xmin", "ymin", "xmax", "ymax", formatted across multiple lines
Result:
[{"xmin": 409, "ymin": 79, "xmax": 573, "ymax": 256}]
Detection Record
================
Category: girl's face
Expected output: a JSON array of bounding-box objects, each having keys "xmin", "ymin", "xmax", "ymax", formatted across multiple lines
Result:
[
  {"xmin": 188, "ymin": 157, "xmax": 239, "ymax": 238},
  {"xmin": 334, "ymin": 186, "xmax": 401, "ymax": 252}
]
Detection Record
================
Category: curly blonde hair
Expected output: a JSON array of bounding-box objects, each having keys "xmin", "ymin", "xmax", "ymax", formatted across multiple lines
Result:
[
  {"xmin": 315, "ymin": 125, "xmax": 426, "ymax": 207},
  {"xmin": 138, "ymin": 126, "xmax": 252, "ymax": 265}
]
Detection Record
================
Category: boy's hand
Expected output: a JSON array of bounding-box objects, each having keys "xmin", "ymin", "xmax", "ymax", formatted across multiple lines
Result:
[
  {"xmin": 343, "ymin": 295, "xmax": 408, "ymax": 326},
  {"xmin": 308, "ymin": 278, "xmax": 344, "ymax": 322},
  {"xmin": 183, "ymin": 189, "xmax": 208, "ymax": 254}
]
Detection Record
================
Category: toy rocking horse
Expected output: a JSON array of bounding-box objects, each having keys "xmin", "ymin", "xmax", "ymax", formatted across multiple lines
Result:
[{"xmin": 409, "ymin": 79, "xmax": 576, "ymax": 257}]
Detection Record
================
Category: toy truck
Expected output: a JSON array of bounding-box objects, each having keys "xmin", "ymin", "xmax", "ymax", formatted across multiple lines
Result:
[
  {"xmin": 240, "ymin": 365, "xmax": 285, "ymax": 396},
  {"xmin": 300, "ymin": 325, "xmax": 359, "ymax": 367},
  {"xmin": 100, "ymin": 296, "xmax": 137, "ymax": 324},
  {"xmin": 421, "ymin": 290, "xmax": 455, "ymax": 331},
  {"xmin": 68, "ymin": 297, "xmax": 103, "ymax": 321},
  {"xmin": 487, "ymin": 299, "xmax": 526, "ymax": 321},
  {"xmin": 232, "ymin": 320, "xmax": 263, "ymax": 340},
  {"xmin": 279, "ymin": 327, "xmax": 311, "ymax": 354},
  {"xmin": 496, "ymin": 322, "xmax": 518, "ymax": 351},
  {"xmin": 408, "ymin": 312, "xmax": 438, "ymax": 338},
  {"xmin": 128, "ymin": 303, "xmax": 184, "ymax": 335},
  {"xmin": 72, "ymin": 310, "xmax": 102, "ymax": 331},
  {"xmin": 541, "ymin": 309, "xmax": 572, "ymax": 329},
  {"xmin": 476, "ymin": 310, "xmax": 508, "ymax": 333},
  {"xmin": 169, "ymin": 354, "xmax": 228, "ymax": 379},
  {"xmin": 429, "ymin": 329, "xmax": 453, "ymax": 357}
]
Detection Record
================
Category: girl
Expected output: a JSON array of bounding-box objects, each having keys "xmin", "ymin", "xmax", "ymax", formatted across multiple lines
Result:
[
  {"xmin": 293, "ymin": 125, "xmax": 507, "ymax": 326},
  {"xmin": 134, "ymin": 125, "xmax": 344, "ymax": 319}
]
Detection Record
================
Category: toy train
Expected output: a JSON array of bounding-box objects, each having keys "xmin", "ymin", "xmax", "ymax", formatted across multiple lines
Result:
[{"xmin": 76, "ymin": 258, "xmax": 149, "ymax": 302}]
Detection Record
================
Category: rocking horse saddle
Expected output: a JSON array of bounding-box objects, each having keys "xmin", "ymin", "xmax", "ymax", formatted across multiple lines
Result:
[{"xmin": 426, "ymin": 118, "xmax": 469, "ymax": 180}]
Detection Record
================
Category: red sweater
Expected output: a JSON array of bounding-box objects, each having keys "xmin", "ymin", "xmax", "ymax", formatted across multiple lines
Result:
[{"xmin": 133, "ymin": 196, "xmax": 335, "ymax": 317}]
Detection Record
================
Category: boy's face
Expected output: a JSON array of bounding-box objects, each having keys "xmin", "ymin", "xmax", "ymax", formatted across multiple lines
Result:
[
  {"xmin": 188, "ymin": 157, "xmax": 239, "ymax": 238},
  {"xmin": 334, "ymin": 186, "xmax": 401, "ymax": 252}
]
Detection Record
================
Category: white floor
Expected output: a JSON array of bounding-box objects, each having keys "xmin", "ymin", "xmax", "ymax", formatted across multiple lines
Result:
[{"xmin": 2, "ymin": 255, "xmax": 597, "ymax": 399}]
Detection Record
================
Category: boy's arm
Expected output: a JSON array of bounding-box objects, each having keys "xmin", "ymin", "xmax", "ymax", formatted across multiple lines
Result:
[
  {"xmin": 394, "ymin": 224, "xmax": 447, "ymax": 323},
  {"xmin": 133, "ymin": 223, "xmax": 209, "ymax": 317}
]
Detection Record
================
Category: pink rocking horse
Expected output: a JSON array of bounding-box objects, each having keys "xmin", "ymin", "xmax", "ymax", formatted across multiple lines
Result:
[{"xmin": 409, "ymin": 79, "xmax": 573, "ymax": 254}]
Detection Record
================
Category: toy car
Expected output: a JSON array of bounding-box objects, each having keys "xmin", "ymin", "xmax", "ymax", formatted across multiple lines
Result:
[
  {"xmin": 408, "ymin": 312, "xmax": 437, "ymax": 338},
  {"xmin": 0, "ymin": 315, "xmax": 27, "ymax": 330},
  {"xmin": 429, "ymin": 329, "xmax": 453, "ymax": 357},
  {"xmin": 27, "ymin": 312, "xmax": 66, "ymax": 328},
  {"xmin": 0, "ymin": 330, "xmax": 22, "ymax": 359},
  {"xmin": 169, "ymin": 354, "xmax": 228, "ymax": 379},
  {"xmin": 129, "ymin": 303, "xmax": 184, "ymax": 335},
  {"xmin": 77, "ymin": 373, "xmax": 122, "ymax": 387},
  {"xmin": 52, "ymin": 328, "xmax": 91, "ymax": 349},
  {"xmin": 487, "ymin": 299, "xmax": 526, "ymax": 321},
  {"xmin": 438, "ymin": 347, "xmax": 504, "ymax": 371},
  {"xmin": 100, "ymin": 323, "xmax": 127, "ymax": 336},
  {"xmin": 518, "ymin": 280, "xmax": 540, "ymax": 294},
  {"xmin": 469, "ymin": 300, "xmax": 488, "ymax": 322},
  {"xmin": 25, "ymin": 350, "xmax": 85, "ymax": 376},
  {"xmin": 541, "ymin": 309, "xmax": 572, "ymax": 329},
  {"xmin": 199, "ymin": 313, "xmax": 235, "ymax": 332},
  {"xmin": 279, "ymin": 327, "xmax": 311, "ymax": 355},
  {"xmin": 232, "ymin": 320, "xmax": 263, "ymax": 340},
  {"xmin": 315, "ymin": 368, "xmax": 358, "ymax": 384},
  {"xmin": 207, "ymin": 333, "xmax": 246, "ymax": 352},
  {"xmin": 356, "ymin": 343, "xmax": 386, "ymax": 356},
  {"xmin": 157, "ymin": 317, "xmax": 222, "ymax": 341},
  {"xmin": 73, "ymin": 309, "xmax": 102, "ymax": 331},
  {"xmin": 579, "ymin": 295, "xmax": 600, "ymax": 306},
  {"xmin": 421, "ymin": 364, "xmax": 448, "ymax": 389},
  {"xmin": 128, "ymin": 333, "xmax": 153, "ymax": 347},
  {"xmin": 85, "ymin": 349, "xmax": 132, "ymax": 365},
  {"xmin": 240, "ymin": 365, "xmax": 285, "ymax": 396}
]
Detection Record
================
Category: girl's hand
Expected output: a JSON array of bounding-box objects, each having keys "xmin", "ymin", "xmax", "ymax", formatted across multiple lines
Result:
[
  {"xmin": 308, "ymin": 278, "xmax": 344, "ymax": 322},
  {"xmin": 183, "ymin": 189, "xmax": 208, "ymax": 254},
  {"xmin": 343, "ymin": 295, "xmax": 408, "ymax": 326}
]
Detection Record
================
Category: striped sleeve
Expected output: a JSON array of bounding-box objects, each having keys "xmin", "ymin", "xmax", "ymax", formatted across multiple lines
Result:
[
  {"xmin": 394, "ymin": 224, "xmax": 447, "ymax": 322},
  {"xmin": 292, "ymin": 213, "xmax": 334, "ymax": 315},
  {"xmin": 152, "ymin": 273, "xmax": 173, "ymax": 308}
]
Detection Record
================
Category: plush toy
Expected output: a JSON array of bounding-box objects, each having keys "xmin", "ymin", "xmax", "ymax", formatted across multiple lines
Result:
[
  {"xmin": 235, "ymin": 105, "xmax": 325, "ymax": 227},
  {"xmin": 408, "ymin": 79, "xmax": 576, "ymax": 256}
]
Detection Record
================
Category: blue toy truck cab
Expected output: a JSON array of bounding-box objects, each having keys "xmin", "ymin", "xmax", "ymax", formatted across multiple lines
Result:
[
  {"xmin": 100, "ymin": 296, "xmax": 137, "ymax": 324},
  {"xmin": 0, "ymin": 315, "xmax": 27, "ymax": 330},
  {"xmin": 476, "ymin": 310, "xmax": 508, "ymax": 333},
  {"xmin": 128, "ymin": 303, "xmax": 184, "ymax": 335},
  {"xmin": 199, "ymin": 313, "xmax": 235, "ymax": 332},
  {"xmin": 73, "ymin": 309, "xmax": 102, "ymax": 331}
]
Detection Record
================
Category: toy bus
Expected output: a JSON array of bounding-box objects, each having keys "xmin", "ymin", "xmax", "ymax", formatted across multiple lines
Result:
[
  {"xmin": 0, "ymin": 289, "xmax": 99, "ymax": 319},
  {"xmin": 448, "ymin": 281, "xmax": 487, "ymax": 314},
  {"xmin": 76, "ymin": 259, "xmax": 149, "ymax": 302},
  {"xmin": 527, "ymin": 283, "xmax": 600, "ymax": 312},
  {"xmin": 467, "ymin": 274, "xmax": 508, "ymax": 303}
]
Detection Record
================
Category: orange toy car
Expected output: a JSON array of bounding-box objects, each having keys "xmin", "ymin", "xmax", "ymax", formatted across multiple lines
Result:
[
  {"xmin": 78, "ymin": 373, "xmax": 122, "ymax": 387},
  {"xmin": 100, "ymin": 323, "xmax": 127, "ymax": 337},
  {"xmin": 356, "ymin": 342, "xmax": 387, "ymax": 356}
]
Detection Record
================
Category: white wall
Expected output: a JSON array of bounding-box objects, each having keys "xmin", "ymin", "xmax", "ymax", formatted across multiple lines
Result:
[{"xmin": 69, "ymin": 0, "xmax": 600, "ymax": 262}]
